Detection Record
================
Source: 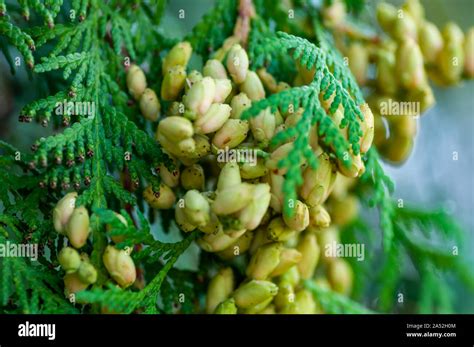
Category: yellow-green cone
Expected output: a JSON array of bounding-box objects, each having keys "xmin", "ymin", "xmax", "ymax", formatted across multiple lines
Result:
[
  {"xmin": 238, "ymin": 183, "xmax": 271, "ymax": 230},
  {"xmin": 270, "ymin": 248, "xmax": 303, "ymax": 277},
  {"xmin": 250, "ymin": 107, "xmax": 276, "ymax": 147},
  {"xmin": 214, "ymin": 298, "xmax": 238, "ymax": 314},
  {"xmin": 328, "ymin": 258, "xmax": 353, "ymax": 295},
  {"xmin": 212, "ymin": 183, "xmax": 254, "ymax": 215},
  {"xmin": 139, "ymin": 88, "xmax": 161, "ymax": 121},
  {"xmin": 213, "ymin": 79, "xmax": 232, "ymax": 103},
  {"xmin": 206, "ymin": 267, "xmax": 234, "ymax": 314},
  {"xmin": 180, "ymin": 164, "xmax": 205, "ymax": 191},
  {"xmin": 53, "ymin": 192, "xmax": 78, "ymax": 234},
  {"xmin": 126, "ymin": 64, "xmax": 147, "ymax": 100},
  {"xmin": 240, "ymin": 71, "xmax": 265, "ymax": 101},
  {"xmin": 300, "ymin": 152, "xmax": 336, "ymax": 207},
  {"xmin": 233, "ymin": 280, "xmax": 278, "ymax": 309},
  {"xmin": 282, "ymin": 200, "xmax": 310, "ymax": 232},
  {"xmin": 58, "ymin": 247, "xmax": 81, "ymax": 273},
  {"xmin": 309, "ymin": 205, "xmax": 331, "ymax": 228},
  {"xmin": 77, "ymin": 261, "xmax": 98, "ymax": 285},
  {"xmin": 157, "ymin": 116, "xmax": 193, "ymax": 142},
  {"xmin": 396, "ymin": 38, "xmax": 427, "ymax": 91},
  {"xmin": 203, "ymin": 59, "xmax": 228, "ymax": 79},
  {"xmin": 65, "ymin": 206, "xmax": 90, "ymax": 249},
  {"xmin": 217, "ymin": 230, "xmax": 254, "ymax": 260},
  {"xmin": 162, "ymin": 41, "xmax": 192, "ymax": 74},
  {"xmin": 212, "ymin": 119, "xmax": 249, "ymax": 149},
  {"xmin": 64, "ymin": 273, "xmax": 89, "ymax": 297},
  {"xmin": 182, "ymin": 190, "xmax": 210, "ymax": 227},
  {"xmin": 197, "ymin": 229, "xmax": 245, "ymax": 252},
  {"xmin": 347, "ymin": 42, "xmax": 369, "ymax": 86},
  {"xmin": 183, "ymin": 77, "xmax": 216, "ymax": 116},
  {"xmin": 103, "ymin": 245, "xmax": 137, "ymax": 288},
  {"xmin": 267, "ymin": 217, "xmax": 297, "ymax": 242},
  {"xmin": 230, "ymin": 92, "xmax": 251, "ymax": 119},
  {"xmin": 246, "ymin": 243, "xmax": 282, "ymax": 280},
  {"xmin": 143, "ymin": 184, "xmax": 176, "ymax": 209},
  {"xmin": 194, "ymin": 103, "xmax": 231, "ymax": 134},
  {"xmin": 161, "ymin": 65, "xmax": 187, "ymax": 101},
  {"xmin": 418, "ymin": 22, "xmax": 443, "ymax": 64},
  {"xmin": 297, "ymin": 232, "xmax": 320, "ymax": 279},
  {"xmin": 226, "ymin": 44, "xmax": 249, "ymax": 84}
]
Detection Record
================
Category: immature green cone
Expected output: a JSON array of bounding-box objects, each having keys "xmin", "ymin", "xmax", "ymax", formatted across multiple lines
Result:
[
  {"xmin": 270, "ymin": 248, "xmax": 303, "ymax": 277},
  {"xmin": 106, "ymin": 212, "xmax": 128, "ymax": 244},
  {"xmin": 230, "ymin": 92, "xmax": 251, "ymax": 119},
  {"xmin": 184, "ymin": 70, "xmax": 203, "ymax": 93},
  {"xmin": 126, "ymin": 64, "xmax": 147, "ymax": 100},
  {"xmin": 203, "ymin": 59, "xmax": 228, "ymax": 79},
  {"xmin": 183, "ymin": 77, "xmax": 216, "ymax": 116},
  {"xmin": 159, "ymin": 157, "xmax": 180, "ymax": 188},
  {"xmin": 180, "ymin": 164, "xmax": 205, "ymax": 191},
  {"xmin": 464, "ymin": 28, "xmax": 474, "ymax": 78},
  {"xmin": 182, "ymin": 190, "xmax": 210, "ymax": 227},
  {"xmin": 274, "ymin": 282, "xmax": 295, "ymax": 310},
  {"xmin": 238, "ymin": 183, "xmax": 271, "ymax": 230},
  {"xmin": 66, "ymin": 206, "xmax": 90, "ymax": 249},
  {"xmin": 408, "ymin": 85, "xmax": 435, "ymax": 114},
  {"xmin": 197, "ymin": 229, "xmax": 245, "ymax": 252},
  {"xmin": 328, "ymin": 259, "xmax": 353, "ymax": 295},
  {"xmin": 380, "ymin": 133, "xmax": 414, "ymax": 163},
  {"xmin": 103, "ymin": 245, "xmax": 136, "ymax": 288},
  {"xmin": 77, "ymin": 261, "xmax": 98, "ymax": 285},
  {"xmin": 376, "ymin": 2, "xmax": 397, "ymax": 33},
  {"xmin": 212, "ymin": 183, "xmax": 254, "ymax": 215},
  {"xmin": 246, "ymin": 243, "xmax": 282, "ymax": 280},
  {"xmin": 53, "ymin": 192, "xmax": 78, "ymax": 234},
  {"xmin": 213, "ymin": 79, "xmax": 232, "ymax": 103},
  {"xmin": 206, "ymin": 267, "xmax": 234, "ymax": 313},
  {"xmin": 267, "ymin": 217, "xmax": 296, "ymax": 242},
  {"xmin": 396, "ymin": 38, "xmax": 427, "ymax": 91},
  {"xmin": 217, "ymin": 231, "xmax": 254, "ymax": 260},
  {"xmin": 438, "ymin": 24, "xmax": 465, "ymax": 84},
  {"xmin": 280, "ymin": 289, "xmax": 316, "ymax": 314},
  {"xmin": 391, "ymin": 12, "xmax": 417, "ymax": 42},
  {"xmin": 214, "ymin": 298, "xmax": 238, "ymax": 314},
  {"xmin": 419, "ymin": 22, "xmax": 443, "ymax": 64},
  {"xmin": 376, "ymin": 48, "xmax": 398, "ymax": 95},
  {"xmin": 143, "ymin": 184, "xmax": 176, "ymax": 209},
  {"xmin": 217, "ymin": 162, "xmax": 241, "ymax": 190},
  {"xmin": 268, "ymin": 173, "xmax": 285, "ymax": 213},
  {"xmin": 309, "ymin": 205, "xmax": 331, "ymax": 228},
  {"xmin": 175, "ymin": 204, "xmax": 196, "ymax": 232},
  {"xmin": 318, "ymin": 226, "xmax": 341, "ymax": 263},
  {"xmin": 58, "ymin": 247, "xmax": 81, "ymax": 273},
  {"xmin": 328, "ymin": 195, "xmax": 359, "ymax": 226},
  {"xmin": 337, "ymin": 151, "xmax": 365, "ymax": 178},
  {"xmin": 359, "ymin": 103, "xmax": 375, "ymax": 154},
  {"xmin": 158, "ymin": 116, "xmax": 193, "ymax": 142},
  {"xmin": 402, "ymin": 0, "xmax": 425, "ymax": 25},
  {"xmin": 139, "ymin": 88, "xmax": 160, "ymax": 121},
  {"xmin": 250, "ymin": 108, "xmax": 276, "ymax": 147},
  {"xmin": 283, "ymin": 200, "xmax": 310, "ymax": 232},
  {"xmin": 347, "ymin": 42, "xmax": 369, "ymax": 86},
  {"xmin": 241, "ymin": 296, "xmax": 274, "ymax": 314},
  {"xmin": 162, "ymin": 41, "xmax": 192, "ymax": 74},
  {"xmin": 226, "ymin": 44, "xmax": 249, "ymax": 84},
  {"xmin": 212, "ymin": 119, "xmax": 249, "ymax": 149},
  {"xmin": 297, "ymin": 232, "xmax": 320, "ymax": 279},
  {"xmin": 233, "ymin": 280, "xmax": 278, "ymax": 309},
  {"xmin": 64, "ymin": 273, "xmax": 88, "ymax": 297},
  {"xmin": 280, "ymin": 266, "xmax": 301, "ymax": 287},
  {"xmin": 240, "ymin": 158, "xmax": 268, "ymax": 179},
  {"xmin": 161, "ymin": 65, "xmax": 187, "ymax": 101},
  {"xmin": 300, "ymin": 153, "xmax": 336, "ymax": 207},
  {"xmin": 266, "ymin": 142, "xmax": 295, "ymax": 176},
  {"xmin": 240, "ymin": 71, "xmax": 265, "ymax": 101},
  {"xmin": 322, "ymin": 0, "xmax": 346, "ymax": 28},
  {"xmin": 194, "ymin": 103, "xmax": 231, "ymax": 134}
]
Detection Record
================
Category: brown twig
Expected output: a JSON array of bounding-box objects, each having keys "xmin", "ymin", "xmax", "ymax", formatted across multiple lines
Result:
[{"xmin": 233, "ymin": 0, "xmax": 255, "ymax": 48}]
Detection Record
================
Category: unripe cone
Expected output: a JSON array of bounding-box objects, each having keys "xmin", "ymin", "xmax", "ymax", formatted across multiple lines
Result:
[
  {"xmin": 238, "ymin": 183, "xmax": 271, "ymax": 230},
  {"xmin": 214, "ymin": 298, "xmax": 238, "ymax": 314},
  {"xmin": 213, "ymin": 79, "xmax": 232, "ymax": 103},
  {"xmin": 328, "ymin": 259, "xmax": 353, "ymax": 295},
  {"xmin": 203, "ymin": 59, "xmax": 228, "ymax": 79},
  {"xmin": 197, "ymin": 229, "xmax": 245, "ymax": 252},
  {"xmin": 376, "ymin": 3, "xmax": 397, "ymax": 33},
  {"xmin": 139, "ymin": 88, "xmax": 160, "ymax": 121},
  {"xmin": 270, "ymin": 248, "xmax": 303, "ymax": 277},
  {"xmin": 175, "ymin": 205, "xmax": 196, "ymax": 232},
  {"xmin": 318, "ymin": 227, "xmax": 340, "ymax": 263},
  {"xmin": 402, "ymin": 0, "xmax": 424, "ymax": 26},
  {"xmin": 212, "ymin": 119, "xmax": 249, "ymax": 149},
  {"xmin": 183, "ymin": 77, "xmax": 216, "ymax": 116},
  {"xmin": 246, "ymin": 243, "xmax": 282, "ymax": 280},
  {"xmin": 391, "ymin": 12, "xmax": 417, "ymax": 42},
  {"xmin": 103, "ymin": 245, "xmax": 136, "ymax": 288},
  {"xmin": 158, "ymin": 116, "xmax": 193, "ymax": 142},
  {"xmin": 161, "ymin": 65, "xmax": 186, "ymax": 101},
  {"xmin": 443, "ymin": 22, "xmax": 464, "ymax": 45},
  {"xmin": 322, "ymin": 0, "xmax": 346, "ymax": 28},
  {"xmin": 267, "ymin": 217, "xmax": 296, "ymax": 242},
  {"xmin": 194, "ymin": 103, "xmax": 231, "ymax": 134},
  {"xmin": 359, "ymin": 103, "xmax": 374, "ymax": 154},
  {"xmin": 376, "ymin": 48, "xmax": 398, "ymax": 95},
  {"xmin": 198, "ymin": 211, "xmax": 223, "ymax": 234},
  {"xmin": 337, "ymin": 151, "xmax": 365, "ymax": 178},
  {"xmin": 464, "ymin": 28, "xmax": 474, "ymax": 78},
  {"xmin": 217, "ymin": 230, "xmax": 254, "ymax": 260},
  {"xmin": 212, "ymin": 183, "xmax": 254, "ymax": 215},
  {"xmin": 240, "ymin": 158, "xmax": 268, "ymax": 179},
  {"xmin": 126, "ymin": 64, "xmax": 147, "ymax": 100},
  {"xmin": 66, "ymin": 206, "xmax": 90, "ymax": 249},
  {"xmin": 300, "ymin": 153, "xmax": 336, "ymax": 207},
  {"xmin": 240, "ymin": 71, "xmax": 265, "ymax": 101},
  {"xmin": 233, "ymin": 280, "xmax": 278, "ymax": 309},
  {"xmin": 347, "ymin": 42, "xmax": 369, "ymax": 86},
  {"xmin": 77, "ymin": 261, "xmax": 98, "ymax": 285},
  {"xmin": 309, "ymin": 205, "xmax": 331, "ymax": 228},
  {"xmin": 159, "ymin": 157, "xmax": 180, "ymax": 188},
  {"xmin": 419, "ymin": 22, "xmax": 443, "ymax": 64},
  {"xmin": 280, "ymin": 266, "xmax": 301, "ymax": 287},
  {"xmin": 64, "ymin": 273, "xmax": 88, "ymax": 297},
  {"xmin": 162, "ymin": 41, "xmax": 192, "ymax": 74},
  {"xmin": 281, "ymin": 289, "xmax": 316, "ymax": 314},
  {"xmin": 396, "ymin": 38, "xmax": 427, "ymax": 91},
  {"xmin": 230, "ymin": 92, "xmax": 251, "ymax": 119},
  {"xmin": 185, "ymin": 70, "xmax": 203, "ymax": 93},
  {"xmin": 328, "ymin": 195, "xmax": 359, "ymax": 226},
  {"xmin": 249, "ymin": 227, "xmax": 272, "ymax": 255},
  {"xmin": 438, "ymin": 25, "xmax": 465, "ymax": 84},
  {"xmin": 180, "ymin": 164, "xmax": 205, "ymax": 191},
  {"xmin": 283, "ymin": 200, "xmax": 310, "ymax": 232},
  {"xmin": 241, "ymin": 296, "xmax": 273, "ymax": 314},
  {"xmin": 297, "ymin": 232, "xmax": 320, "ymax": 279},
  {"xmin": 53, "ymin": 192, "xmax": 78, "ymax": 234},
  {"xmin": 58, "ymin": 247, "xmax": 81, "ymax": 273},
  {"xmin": 380, "ymin": 133, "xmax": 413, "ymax": 164},
  {"xmin": 106, "ymin": 212, "xmax": 128, "ymax": 244},
  {"xmin": 143, "ymin": 184, "xmax": 176, "ymax": 209},
  {"xmin": 182, "ymin": 190, "xmax": 210, "ymax": 227},
  {"xmin": 250, "ymin": 107, "xmax": 276, "ymax": 147},
  {"xmin": 206, "ymin": 267, "xmax": 234, "ymax": 313},
  {"xmin": 217, "ymin": 162, "xmax": 241, "ymax": 190},
  {"xmin": 274, "ymin": 282, "xmax": 295, "ymax": 310},
  {"xmin": 269, "ymin": 173, "xmax": 285, "ymax": 213},
  {"xmin": 226, "ymin": 44, "xmax": 249, "ymax": 84}
]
